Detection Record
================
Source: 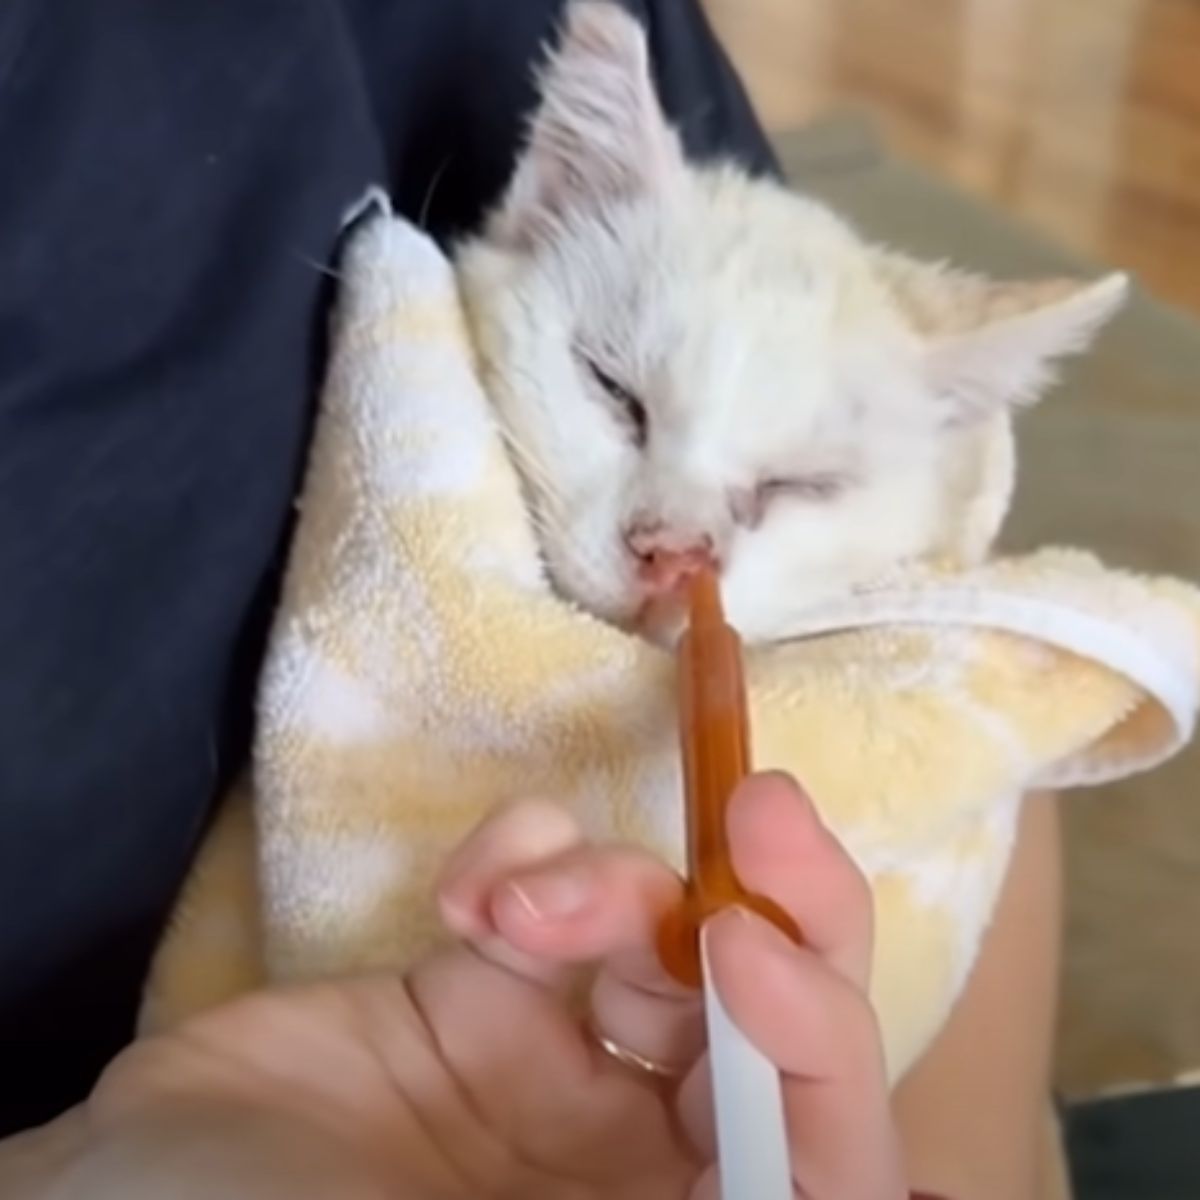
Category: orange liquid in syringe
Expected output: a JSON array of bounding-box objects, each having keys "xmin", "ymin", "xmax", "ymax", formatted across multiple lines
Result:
[{"xmin": 656, "ymin": 569, "xmax": 803, "ymax": 988}]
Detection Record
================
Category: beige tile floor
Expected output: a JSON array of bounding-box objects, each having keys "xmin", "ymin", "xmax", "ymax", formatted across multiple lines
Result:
[{"xmin": 702, "ymin": 0, "xmax": 1200, "ymax": 1101}]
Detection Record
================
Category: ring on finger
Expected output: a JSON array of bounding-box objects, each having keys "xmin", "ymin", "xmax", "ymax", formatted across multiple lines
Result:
[{"xmin": 584, "ymin": 1015, "xmax": 689, "ymax": 1081}]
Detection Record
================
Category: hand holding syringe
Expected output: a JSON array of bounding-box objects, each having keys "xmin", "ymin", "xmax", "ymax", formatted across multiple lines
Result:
[
  {"xmin": 645, "ymin": 569, "xmax": 948, "ymax": 1200},
  {"xmin": 424, "ymin": 566, "xmax": 935, "ymax": 1200},
  {"xmin": 651, "ymin": 568, "xmax": 803, "ymax": 1199}
]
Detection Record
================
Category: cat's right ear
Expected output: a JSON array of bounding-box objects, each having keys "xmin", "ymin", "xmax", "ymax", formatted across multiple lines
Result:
[{"xmin": 489, "ymin": 1, "xmax": 685, "ymax": 248}]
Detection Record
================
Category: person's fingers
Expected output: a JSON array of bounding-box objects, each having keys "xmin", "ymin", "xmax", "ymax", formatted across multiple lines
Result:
[
  {"xmin": 568, "ymin": 772, "xmax": 874, "ymax": 1075},
  {"xmin": 487, "ymin": 846, "xmax": 680, "ymax": 962},
  {"xmin": 680, "ymin": 910, "xmax": 905, "ymax": 1200},
  {"xmin": 436, "ymin": 801, "xmax": 700, "ymax": 1075},
  {"xmin": 435, "ymin": 799, "xmax": 585, "ymax": 985},
  {"xmin": 437, "ymin": 799, "xmax": 583, "ymax": 934},
  {"xmin": 726, "ymin": 773, "xmax": 874, "ymax": 988},
  {"xmin": 492, "ymin": 846, "xmax": 704, "ymax": 1074},
  {"xmin": 434, "ymin": 771, "xmax": 876, "ymax": 1091},
  {"xmin": 437, "ymin": 800, "xmax": 704, "ymax": 1072}
]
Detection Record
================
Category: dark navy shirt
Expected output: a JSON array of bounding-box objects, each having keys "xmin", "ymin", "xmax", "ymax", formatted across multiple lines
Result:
[{"xmin": 0, "ymin": 0, "xmax": 775, "ymax": 1132}]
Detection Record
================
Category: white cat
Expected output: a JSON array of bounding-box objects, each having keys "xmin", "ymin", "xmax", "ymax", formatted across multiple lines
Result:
[{"xmin": 456, "ymin": 0, "xmax": 1126, "ymax": 645}]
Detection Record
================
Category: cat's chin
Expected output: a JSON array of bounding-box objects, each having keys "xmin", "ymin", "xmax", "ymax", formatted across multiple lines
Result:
[
  {"xmin": 627, "ymin": 595, "xmax": 688, "ymax": 649},
  {"xmin": 549, "ymin": 574, "xmax": 686, "ymax": 648}
]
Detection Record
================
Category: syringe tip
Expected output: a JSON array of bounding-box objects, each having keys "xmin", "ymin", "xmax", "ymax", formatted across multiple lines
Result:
[{"xmin": 688, "ymin": 567, "xmax": 725, "ymax": 633}]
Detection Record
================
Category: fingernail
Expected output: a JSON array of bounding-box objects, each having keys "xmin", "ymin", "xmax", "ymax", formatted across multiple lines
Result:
[
  {"xmin": 707, "ymin": 905, "xmax": 754, "ymax": 933},
  {"xmin": 706, "ymin": 906, "xmax": 796, "ymax": 961},
  {"xmin": 699, "ymin": 906, "xmax": 754, "ymax": 959},
  {"xmin": 502, "ymin": 868, "xmax": 592, "ymax": 922}
]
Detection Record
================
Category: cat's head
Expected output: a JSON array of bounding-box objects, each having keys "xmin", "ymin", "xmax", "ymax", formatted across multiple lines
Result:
[{"xmin": 456, "ymin": 1, "xmax": 1126, "ymax": 643}]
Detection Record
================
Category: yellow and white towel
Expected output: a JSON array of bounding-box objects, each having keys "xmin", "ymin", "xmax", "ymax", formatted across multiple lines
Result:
[{"xmin": 144, "ymin": 207, "xmax": 1200, "ymax": 1082}]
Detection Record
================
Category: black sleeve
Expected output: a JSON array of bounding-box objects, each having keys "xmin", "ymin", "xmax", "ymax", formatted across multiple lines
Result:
[
  {"xmin": 340, "ymin": 0, "xmax": 779, "ymax": 238},
  {"xmin": 0, "ymin": 0, "xmax": 771, "ymax": 1133},
  {"xmin": 625, "ymin": 0, "xmax": 780, "ymax": 177}
]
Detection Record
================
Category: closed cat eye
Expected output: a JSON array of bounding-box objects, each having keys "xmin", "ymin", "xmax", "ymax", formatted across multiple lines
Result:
[
  {"xmin": 581, "ymin": 355, "xmax": 648, "ymax": 445},
  {"xmin": 758, "ymin": 475, "xmax": 848, "ymax": 502},
  {"xmin": 734, "ymin": 474, "xmax": 849, "ymax": 528}
]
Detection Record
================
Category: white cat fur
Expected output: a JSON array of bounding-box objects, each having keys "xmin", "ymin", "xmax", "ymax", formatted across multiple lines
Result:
[{"xmin": 455, "ymin": 1, "xmax": 1127, "ymax": 644}]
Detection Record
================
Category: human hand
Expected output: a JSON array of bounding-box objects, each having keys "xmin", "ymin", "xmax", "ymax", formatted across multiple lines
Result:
[{"xmin": 39, "ymin": 775, "xmax": 908, "ymax": 1199}]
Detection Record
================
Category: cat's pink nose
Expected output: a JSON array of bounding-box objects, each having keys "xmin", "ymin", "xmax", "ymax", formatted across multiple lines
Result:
[
  {"xmin": 625, "ymin": 521, "xmax": 716, "ymax": 596},
  {"xmin": 636, "ymin": 546, "xmax": 716, "ymax": 596}
]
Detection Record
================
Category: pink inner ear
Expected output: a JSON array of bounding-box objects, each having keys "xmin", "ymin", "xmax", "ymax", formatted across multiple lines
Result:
[
  {"xmin": 491, "ymin": 3, "xmax": 684, "ymax": 247},
  {"xmin": 924, "ymin": 272, "xmax": 1128, "ymax": 425}
]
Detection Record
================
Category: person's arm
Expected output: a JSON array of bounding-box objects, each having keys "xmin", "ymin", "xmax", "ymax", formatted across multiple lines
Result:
[
  {"xmin": 893, "ymin": 792, "xmax": 1066, "ymax": 1200},
  {"xmin": 0, "ymin": 1107, "xmax": 90, "ymax": 1197}
]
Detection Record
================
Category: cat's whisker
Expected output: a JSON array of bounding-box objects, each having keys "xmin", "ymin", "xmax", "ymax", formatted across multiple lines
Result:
[
  {"xmin": 293, "ymin": 251, "xmax": 343, "ymax": 281},
  {"xmin": 532, "ymin": 527, "xmax": 626, "ymax": 590},
  {"xmin": 527, "ymin": 503, "xmax": 572, "ymax": 547},
  {"xmin": 502, "ymin": 444, "xmax": 559, "ymax": 513},
  {"xmin": 498, "ymin": 428, "xmax": 568, "ymax": 517},
  {"xmin": 417, "ymin": 156, "xmax": 454, "ymax": 231},
  {"xmin": 498, "ymin": 428, "xmax": 546, "ymax": 485},
  {"xmin": 493, "ymin": 413, "xmax": 631, "ymax": 603},
  {"xmin": 495, "ymin": 420, "xmax": 546, "ymax": 480}
]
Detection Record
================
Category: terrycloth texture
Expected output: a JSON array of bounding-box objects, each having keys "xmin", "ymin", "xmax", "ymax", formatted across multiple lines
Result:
[
  {"xmin": 144, "ymin": 208, "xmax": 1200, "ymax": 1083},
  {"xmin": 779, "ymin": 115, "xmax": 1200, "ymax": 1100}
]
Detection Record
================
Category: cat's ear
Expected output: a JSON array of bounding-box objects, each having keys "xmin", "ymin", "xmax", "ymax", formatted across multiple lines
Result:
[
  {"xmin": 490, "ymin": 1, "xmax": 684, "ymax": 248},
  {"xmin": 872, "ymin": 250, "xmax": 1128, "ymax": 425}
]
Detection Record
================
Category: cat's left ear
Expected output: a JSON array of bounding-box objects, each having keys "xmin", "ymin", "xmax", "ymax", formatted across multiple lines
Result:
[
  {"xmin": 873, "ymin": 250, "xmax": 1128, "ymax": 425},
  {"xmin": 490, "ymin": 1, "xmax": 685, "ymax": 248}
]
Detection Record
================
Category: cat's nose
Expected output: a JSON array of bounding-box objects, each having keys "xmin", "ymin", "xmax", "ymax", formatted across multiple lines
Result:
[{"xmin": 624, "ymin": 519, "xmax": 716, "ymax": 596}]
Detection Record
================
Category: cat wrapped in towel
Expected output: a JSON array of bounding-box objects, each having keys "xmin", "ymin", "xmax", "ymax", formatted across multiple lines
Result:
[{"xmin": 144, "ymin": 2, "xmax": 1200, "ymax": 1083}]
